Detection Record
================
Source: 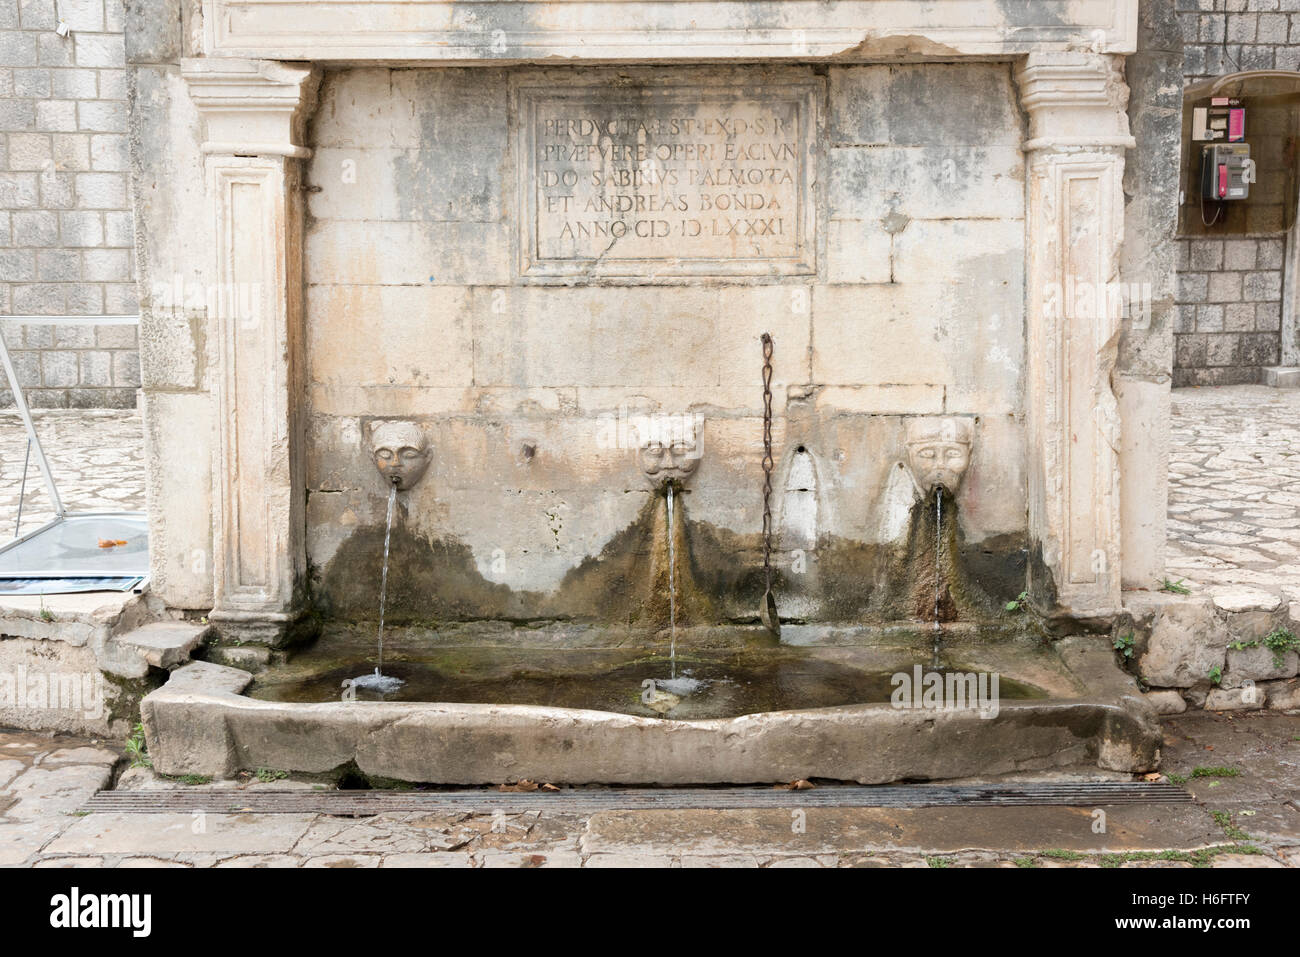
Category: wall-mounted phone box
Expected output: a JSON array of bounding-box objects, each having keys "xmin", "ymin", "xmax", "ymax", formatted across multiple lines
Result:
[{"xmin": 1201, "ymin": 143, "xmax": 1252, "ymax": 201}]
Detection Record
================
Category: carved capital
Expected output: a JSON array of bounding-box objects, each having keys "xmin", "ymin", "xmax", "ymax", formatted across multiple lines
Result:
[
  {"xmin": 1015, "ymin": 53, "xmax": 1135, "ymax": 152},
  {"xmin": 181, "ymin": 58, "xmax": 319, "ymax": 158}
]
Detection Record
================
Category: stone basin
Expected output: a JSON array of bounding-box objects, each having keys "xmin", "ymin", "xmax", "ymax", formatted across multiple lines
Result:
[{"xmin": 141, "ymin": 628, "xmax": 1161, "ymax": 785}]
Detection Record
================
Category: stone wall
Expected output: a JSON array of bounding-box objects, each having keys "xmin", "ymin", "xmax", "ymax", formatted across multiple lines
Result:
[
  {"xmin": 0, "ymin": 321, "xmax": 138, "ymax": 406},
  {"xmin": 0, "ymin": 0, "xmax": 140, "ymax": 407},
  {"xmin": 1126, "ymin": 590, "xmax": 1300, "ymax": 714},
  {"xmin": 1174, "ymin": 236, "xmax": 1284, "ymax": 385},
  {"xmin": 1173, "ymin": 0, "xmax": 1292, "ymax": 386},
  {"xmin": 1178, "ymin": 0, "xmax": 1300, "ymax": 80},
  {"xmin": 301, "ymin": 64, "xmax": 1031, "ymax": 621}
]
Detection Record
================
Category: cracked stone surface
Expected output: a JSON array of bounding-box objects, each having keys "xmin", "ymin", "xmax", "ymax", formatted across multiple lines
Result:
[
  {"xmin": 1166, "ymin": 386, "xmax": 1300, "ymax": 604},
  {"xmin": 0, "ymin": 719, "xmax": 1295, "ymax": 868}
]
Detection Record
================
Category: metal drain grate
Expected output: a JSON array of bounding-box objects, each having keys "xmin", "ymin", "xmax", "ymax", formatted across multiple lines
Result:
[{"xmin": 82, "ymin": 782, "xmax": 1193, "ymax": 816}]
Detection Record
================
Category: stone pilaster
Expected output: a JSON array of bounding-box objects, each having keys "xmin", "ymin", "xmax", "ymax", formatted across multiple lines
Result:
[
  {"xmin": 1016, "ymin": 53, "xmax": 1135, "ymax": 620},
  {"xmin": 181, "ymin": 59, "xmax": 319, "ymax": 644}
]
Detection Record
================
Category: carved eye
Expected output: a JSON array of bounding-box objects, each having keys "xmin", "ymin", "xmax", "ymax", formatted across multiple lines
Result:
[
  {"xmin": 917, "ymin": 448, "xmax": 936, "ymax": 460},
  {"xmin": 376, "ymin": 448, "xmax": 395, "ymax": 462},
  {"xmin": 399, "ymin": 447, "xmax": 422, "ymax": 462}
]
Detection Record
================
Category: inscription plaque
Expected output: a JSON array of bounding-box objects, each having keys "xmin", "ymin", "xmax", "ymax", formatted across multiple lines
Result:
[{"xmin": 516, "ymin": 78, "xmax": 819, "ymax": 280}]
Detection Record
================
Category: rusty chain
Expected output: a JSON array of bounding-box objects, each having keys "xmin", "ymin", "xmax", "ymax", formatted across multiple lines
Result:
[{"xmin": 761, "ymin": 333, "xmax": 774, "ymax": 593}]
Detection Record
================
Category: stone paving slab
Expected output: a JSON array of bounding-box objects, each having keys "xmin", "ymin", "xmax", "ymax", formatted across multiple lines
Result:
[
  {"xmin": 379, "ymin": 853, "xmax": 474, "ymax": 868},
  {"xmin": 4, "ymin": 764, "xmax": 113, "ymax": 821},
  {"xmin": 43, "ymin": 812, "xmax": 321, "ymax": 857},
  {"xmin": 213, "ymin": 854, "xmax": 309, "ymax": 868},
  {"xmin": 0, "ymin": 819, "xmax": 66, "ymax": 866},
  {"xmin": 1206, "ymin": 803, "xmax": 1300, "ymax": 845},
  {"xmin": 579, "ymin": 805, "xmax": 1226, "ymax": 857}
]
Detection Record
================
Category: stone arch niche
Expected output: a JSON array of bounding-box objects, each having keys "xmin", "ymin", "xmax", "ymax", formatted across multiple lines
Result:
[{"xmin": 129, "ymin": 0, "xmax": 1162, "ymax": 642}]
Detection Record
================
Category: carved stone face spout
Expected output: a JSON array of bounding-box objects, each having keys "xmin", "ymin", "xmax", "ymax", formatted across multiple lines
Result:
[
  {"xmin": 639, "ymin": 440, "xmax": 701, "ymax": 487},
  {"xmin": 638, "ymin": 416, "xmax": 704, "ymax": 489},
  {"xmin": 368, "ymin": 421, "xmax": 430, "ymax": 490},
  {"xmin": 905, "ymin": 417, "xmax": 974, "ymax": 493}
]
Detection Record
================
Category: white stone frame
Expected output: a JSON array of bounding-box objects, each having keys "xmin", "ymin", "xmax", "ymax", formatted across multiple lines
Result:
[
  {"xmin": 168, "ymin": 14, "xmax": 1143, "ymax": 630},
  {"xmin": 182, "ymin": 59, "xmax": 318, "ymax": 643},
  {"xmin": 511, "ymin": 72, "xmax": 822, "ymax": 281},
  {"xmin": 1017, "ymin": 53, "xmax": 1134, "ymax": 617}
]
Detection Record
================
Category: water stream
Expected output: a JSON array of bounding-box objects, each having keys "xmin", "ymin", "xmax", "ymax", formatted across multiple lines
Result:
[
  {"xmin": 933, "ymin": 488, "xmax": 942, "ymax": 630},
  {"xmin": 666, "ymin": 483, "xmax": 677, "ymax": 680},
  {"xmin": 348, "ymin": 483, "xmax": 403, "ymax": 693},
  {"xmin": 650, "ymin": 483, "xmax": 705, "ymax": 702},
  {"xmin": 932, "ymin": 487, "xmax": 943, "ymax": 663}
]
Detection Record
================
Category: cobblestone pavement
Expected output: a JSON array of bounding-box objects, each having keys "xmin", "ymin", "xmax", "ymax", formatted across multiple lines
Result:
[
  {"xmin": 0, "ymin": 712, "xmax": 1295, "ymax": 868},
  {"xmin": 1166, "ymin": 386, "xmax": 1300, "ymax": 602},
  {"xmin": 0, "ymin": 410, "xmax": 145, "ymax": 537}
]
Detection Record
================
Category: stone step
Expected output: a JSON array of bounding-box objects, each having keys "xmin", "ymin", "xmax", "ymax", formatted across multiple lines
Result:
[
  {"xmin": 108, "ymin": 621, "xmax": 211, "ymax": 672},
  {"xmin": 1262, "ymin": 365, "xmax": 1300, "ymax": 389},
  {"xmin": 0, "ymin": 589, "xmax": 149, "ymax": 647}
]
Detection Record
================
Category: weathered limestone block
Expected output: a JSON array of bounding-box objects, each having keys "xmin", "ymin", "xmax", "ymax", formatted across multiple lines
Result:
[
  {"xmin": 1142, "ymin": 689, "xmax": 1187, "ymax": 715},
  {"xmin": 1213, "ymin": 587, "xmax": 1284, "ymax": 613},
  {"xmin": 305, "ymin": 220, "xmax": 512, "ymax": 287},
  {"xmin": 0, "ymin": 638, "xmax": 136, "ymax": 738},
  {"xmin": 1204, "ymin": 686, "xmax": 1266, "ymax": 711},
  {"xmin": 828, "ymin": 63, "xmax": 1022, "ymax": 148},
  {"xmin": 130, "ymin": 65, "xmax": 209, "ymax": 393},
  {"xmin": 141, "ymin": 391, "xmax": 215, "ymax": 609},
  {"xmin": 124, "ymin": 0, "xmax": 183, "ymax": 64},
  {"xmin": 1260, "ymin": 678, "xmax": 1300, "ymax": 710},
  {"xmin": 828, "ymin": 146, "xmax": 1022, "ymax": 223},
  {"xmin": 1136, "ymin": 598, "xmax": 1226, "ymax": 687},
  {"xmin": 305, "ymin": 285, "xmax": 474, "ymax": 394},
  {"xmin": 140, "ymin": 662, "xmax": 255, "ymax": 777},
  {"xmin": 1225, "ymin": 645, "xmax": 1299, "ymax": 683},
  {"xmin": 1116, "ymin": 378, "xmax": 1169, "ymax": 588}
]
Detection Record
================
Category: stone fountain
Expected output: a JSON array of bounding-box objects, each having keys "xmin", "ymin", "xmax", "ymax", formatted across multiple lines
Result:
[{"xmin": 132, "ymin": 0, "xmax": 1169, "ymax": 784}]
